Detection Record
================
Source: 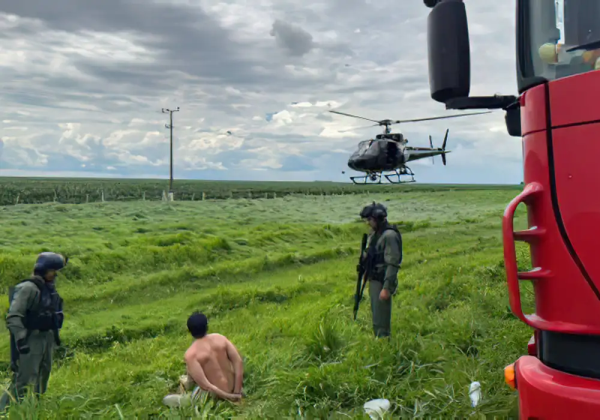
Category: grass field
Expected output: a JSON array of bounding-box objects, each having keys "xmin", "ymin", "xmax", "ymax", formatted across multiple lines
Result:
[{"xmin": 0, "ymin": 184, "xmax": 533, "ymax": 418}]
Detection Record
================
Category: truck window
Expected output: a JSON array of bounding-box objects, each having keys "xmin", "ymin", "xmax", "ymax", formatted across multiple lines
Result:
[{"xmin": 524, "ymin": 0, "xmax": 600, "ymax": 81}]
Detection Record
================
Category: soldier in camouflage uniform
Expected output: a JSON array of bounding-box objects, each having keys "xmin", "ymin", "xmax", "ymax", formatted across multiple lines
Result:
[
  {"xmin": 0, "ymin": 252, "xmax": 66, "ymax": 412},
  {"xmin": 360, "ymin": 202, "xmax": 402, "ymax": 338}
]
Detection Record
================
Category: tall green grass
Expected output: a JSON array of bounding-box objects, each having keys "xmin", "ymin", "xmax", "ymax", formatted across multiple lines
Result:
[{"xmin": 0, "ymin": 189, "xmax": 532, "ymax": 418}]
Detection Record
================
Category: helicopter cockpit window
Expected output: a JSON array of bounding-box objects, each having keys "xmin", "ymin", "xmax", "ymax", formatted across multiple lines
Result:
[{"xmin": 356, "ymin": 140, "xmax": 372, "ymax": 156}]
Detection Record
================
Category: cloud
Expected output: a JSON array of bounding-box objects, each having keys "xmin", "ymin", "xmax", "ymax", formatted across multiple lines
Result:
[
  {"xmin": 270, "ymin": 19, "xmax": 316, "ymax": 57},
  {"xmin": 0, "ymin": 0, "xmax": 521, "ymax": 184}
]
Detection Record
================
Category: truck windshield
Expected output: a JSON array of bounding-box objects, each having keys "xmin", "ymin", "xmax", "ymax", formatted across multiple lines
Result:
[{"xmin": 524, "ymin": 0, "xmax": 600, "ymax": 81}]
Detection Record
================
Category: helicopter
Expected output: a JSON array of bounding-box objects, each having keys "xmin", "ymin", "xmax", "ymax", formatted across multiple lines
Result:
[{"xmin": 330, "ymin": 110, "xmax": 492, "ymax": 184}]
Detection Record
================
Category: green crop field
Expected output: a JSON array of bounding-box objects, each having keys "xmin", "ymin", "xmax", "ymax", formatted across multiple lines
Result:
[
  {"xmin": 0, "ymin": 184, "xmax": 533, "ymax": 418},
  {"xmin": 0, "ymin": 176, "xmax": 521, "ymax": 205}
]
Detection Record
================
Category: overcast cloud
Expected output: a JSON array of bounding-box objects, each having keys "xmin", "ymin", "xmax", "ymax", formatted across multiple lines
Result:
[{"xmin": 0, "ymin": 0, "xmax": 522, "ymax": 184}]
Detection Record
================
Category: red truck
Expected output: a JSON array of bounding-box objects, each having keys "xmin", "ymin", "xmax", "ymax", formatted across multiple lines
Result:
[{"xmin": 422, "ymin": 0, "xmax": 600, "ymax": 418}]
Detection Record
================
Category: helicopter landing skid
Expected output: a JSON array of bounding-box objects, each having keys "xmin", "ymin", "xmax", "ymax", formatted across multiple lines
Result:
[{"xmin": 350, "ymin": 167, "xmax": 416, "ymax": 185}]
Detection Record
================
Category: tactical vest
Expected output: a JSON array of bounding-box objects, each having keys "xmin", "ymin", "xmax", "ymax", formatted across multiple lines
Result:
[
  {"xmin": 8, "ymin": 279, "xmax": 64, "ymax": 332},
  {"xmin": 365, "ymin": 224, "xmax": 401, "ymax": 282}
]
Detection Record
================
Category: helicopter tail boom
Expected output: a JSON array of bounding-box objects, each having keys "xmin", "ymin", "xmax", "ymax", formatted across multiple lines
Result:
[{"xmin": 405, "ymin": 128, "xmax": 450, "ymax": 165}]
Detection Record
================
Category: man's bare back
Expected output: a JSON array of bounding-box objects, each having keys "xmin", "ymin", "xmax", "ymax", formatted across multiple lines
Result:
[{"xmin": 183, "ymin": 313, "xmax": 244, "ymax": 402}]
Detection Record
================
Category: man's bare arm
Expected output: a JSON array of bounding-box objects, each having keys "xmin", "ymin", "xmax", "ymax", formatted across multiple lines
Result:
[
  {"xmin": 184, "ymin": 353, "xmax": 240, "ymax": 401},
  {"xmin": 225, "ymin": 339, "xmax": 244, "ymax": 394}
]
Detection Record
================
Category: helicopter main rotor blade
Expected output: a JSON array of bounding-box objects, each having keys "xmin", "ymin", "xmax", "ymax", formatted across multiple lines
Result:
[
  {"xmin": 338, "ymin": 123, "xmax": 380, "ymax": 133},
  {"xmin": 391, "ymin": 111, "xmax": 492, "ymax": 124},
  {"xmin": 329, "ymin": 110, "xmax": 381, "ymax": 124}
]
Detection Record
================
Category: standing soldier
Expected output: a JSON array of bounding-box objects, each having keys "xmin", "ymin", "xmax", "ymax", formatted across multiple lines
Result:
[
  {"xmin": 360, "ymin": 202, "xmax": 402, "ymax": 338},
  {"xmin": 0, "ymin": 252, "xmax": 66, "ymax": 411}
]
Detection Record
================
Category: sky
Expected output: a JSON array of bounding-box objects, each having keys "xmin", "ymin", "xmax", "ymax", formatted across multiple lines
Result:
[{"xmin": 0, "ymin": 0, "xmax": 522, "ymax": 184}]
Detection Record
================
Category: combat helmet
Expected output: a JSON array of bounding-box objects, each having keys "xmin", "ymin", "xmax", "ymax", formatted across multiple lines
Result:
[
  {"xmin": 34, "ymin": 252, "xmax": 68, "ymax": 276},
  {"xmin": 359, "ymin": 202, "xmax": 388, "ymax": 220}
]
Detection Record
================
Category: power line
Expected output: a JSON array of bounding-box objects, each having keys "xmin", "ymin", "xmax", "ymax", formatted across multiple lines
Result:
[{"xmin": 162, "ymin": 107, "xmax": 179, "ymax": 197}]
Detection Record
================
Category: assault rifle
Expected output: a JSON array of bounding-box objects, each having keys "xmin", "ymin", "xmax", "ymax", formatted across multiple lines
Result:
[{"xmin": 353, "ymin": 233, "xmax": 370, "ymax": 320}]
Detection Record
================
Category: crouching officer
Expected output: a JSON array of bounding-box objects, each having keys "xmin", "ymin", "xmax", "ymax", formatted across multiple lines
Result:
[
  {"xmin": 0, "ymin": 252, "xmax": 66, "ymax": 411},
  {"xmin": 360, "ymin": 202, "xmax": 402, "ymax": 338}
]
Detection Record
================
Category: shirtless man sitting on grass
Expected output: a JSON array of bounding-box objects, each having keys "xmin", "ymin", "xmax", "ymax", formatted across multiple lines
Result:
[{"xmin": 164, "ymin": 312, "xmax": 244, "ymax": 407}]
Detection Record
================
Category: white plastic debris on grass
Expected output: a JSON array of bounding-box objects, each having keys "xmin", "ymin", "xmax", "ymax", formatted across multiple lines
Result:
[
  {"xmin": 364, "ymin": 399, "xmax": 391, "ymax": 419},
  {"xmin": 469, "ymin": 381, "xmax": 481, "ymax": 407},
  {"xmin": 163, "ymin": 386, "xmax": 202, "ymax": 408},
  {"xmin": 162, "ymin": 394, "xmax": 191, "ymax": 408}
]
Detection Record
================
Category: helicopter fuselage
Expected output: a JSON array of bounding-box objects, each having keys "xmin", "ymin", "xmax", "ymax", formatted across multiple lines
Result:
[
  {"xmin": 347, "ymin": 131, "xmax": 450, "ymax": 174},
  {"xmin": 347, "ymin": 135, "xmax": 406, "ymax": 173}
]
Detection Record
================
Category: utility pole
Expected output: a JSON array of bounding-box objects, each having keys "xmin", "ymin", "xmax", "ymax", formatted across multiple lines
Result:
[{"xmin": 162, "ymin": 107, "xmax": 179, "ymax": 201}]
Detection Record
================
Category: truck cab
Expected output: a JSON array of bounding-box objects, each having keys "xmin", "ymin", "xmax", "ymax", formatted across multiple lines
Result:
[{"xmin": 423, "ymin": 1, "xmax": 600, "ymax": 418}]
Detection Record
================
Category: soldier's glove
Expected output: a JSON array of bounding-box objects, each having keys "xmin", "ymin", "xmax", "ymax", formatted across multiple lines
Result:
[
  {"xmin": 16, "ymin": 339, "xmax": 30, "ymax": 355},
  {"xmin": 53, "ymin": 329, "xmax": 61, "ymax": 347}
]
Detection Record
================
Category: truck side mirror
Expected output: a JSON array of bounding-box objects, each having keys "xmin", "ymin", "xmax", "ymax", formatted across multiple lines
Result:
[{"xmin": 427, "ymin": 0, "xmax": 471, "ymax": 104}]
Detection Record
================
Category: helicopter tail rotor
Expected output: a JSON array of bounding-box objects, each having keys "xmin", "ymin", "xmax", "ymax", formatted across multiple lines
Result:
[
  {"xmin": 442, "ymin": 129, "xmax": 449, "ymax": 151},
  {"xmin": 429, "ymin": 135, "xmax": 434, "ymax": 164},
  {"xmin": 441, "ymin": 129, "xmax": 449, "ymax": 166}
]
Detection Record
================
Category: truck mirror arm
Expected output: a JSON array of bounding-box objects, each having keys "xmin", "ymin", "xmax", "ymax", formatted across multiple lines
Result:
[
  {"xmin": 445, "ymin": 95, "xmax": 521, "ymax": 137},
  {"xmin": 444, "ymin": 95, "xmax": 518, "ymax": 111}
]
